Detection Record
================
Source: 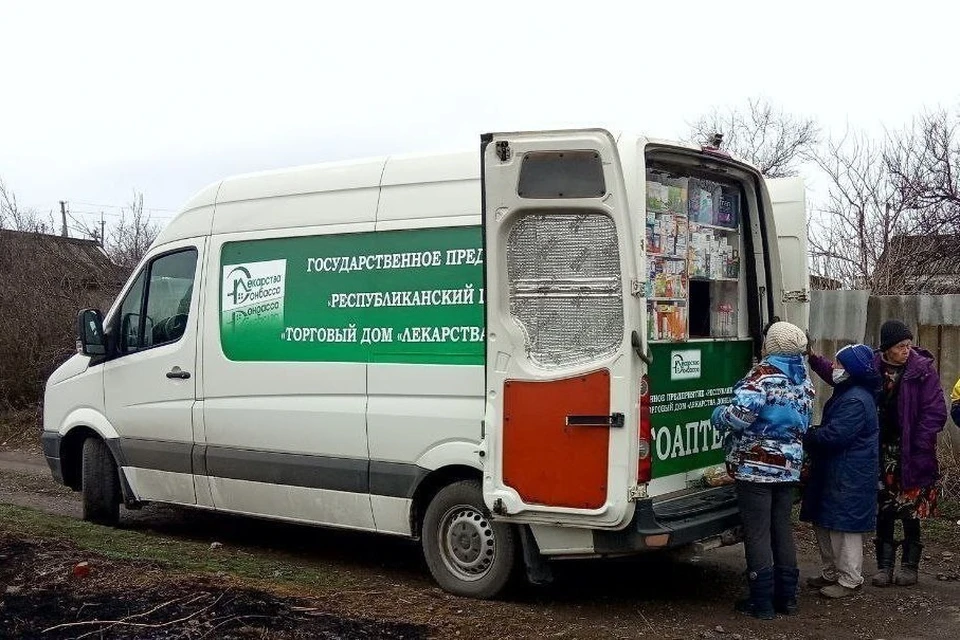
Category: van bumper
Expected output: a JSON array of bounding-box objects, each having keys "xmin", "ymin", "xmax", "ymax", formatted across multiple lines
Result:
[
  {"xmin": 41, "ymin": 431, "xmax": 64, "ymax": 484},
  {"xmin": 593, "ymin": 485, "xmax": 742, "ymax": 554}
]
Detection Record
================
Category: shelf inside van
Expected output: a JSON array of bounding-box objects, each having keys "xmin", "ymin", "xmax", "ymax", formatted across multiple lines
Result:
[{"xmin": 690, "ymin": 222, "xmax": 738, "ymax": 233}]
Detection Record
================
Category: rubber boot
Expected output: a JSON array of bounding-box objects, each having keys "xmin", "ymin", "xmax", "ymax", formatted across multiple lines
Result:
[
  {"xmin": 773, "ymin": 566, "xmax": 800, "ymax": 615},
  {"xmin": 895, "ymin": 540, "xmax": 923, "ymax": 586},
  {"xmin": 735, "ymin": 567, "xmax": 776, "ymax": 620},
  {"xmin": 870, "ymin": 539, "xmax": 896, "ymax": 587}
]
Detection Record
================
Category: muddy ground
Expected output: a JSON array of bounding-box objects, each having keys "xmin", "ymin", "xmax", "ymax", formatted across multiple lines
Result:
[
  {"xmin": 1, "ymin": 450, "xmax": 959, "ymax": 640},
  {"xmin": 0, "ymin": 533, "xmax": 427, "ymax": 639}
]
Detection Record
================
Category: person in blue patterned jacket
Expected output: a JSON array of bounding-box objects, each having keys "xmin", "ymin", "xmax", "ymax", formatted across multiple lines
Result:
[{"xmin": 712, "ymin": 321, "xmax": 815, "ymax": 620}]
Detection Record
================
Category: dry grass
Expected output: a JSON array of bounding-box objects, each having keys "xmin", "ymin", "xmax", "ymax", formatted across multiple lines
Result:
[
  {"xmin": 938, "ymin": 436, "xmax": 960, "ymax": 501},
  {"xmin": 0, "ymin": 405, "xmax": 42, "ymax": 452}
]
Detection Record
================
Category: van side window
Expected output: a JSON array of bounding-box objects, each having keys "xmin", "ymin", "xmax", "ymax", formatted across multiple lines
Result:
[
  {"xmin": 115, "ymin": 248, "xmax": 198, "ymax": 355},
  {"xmin": 117, "ymin": 271, "xmax": 146, "ymax": 354},
  {"xmin": 143, "ymin": 250, "xmax": 198, "ymax": 348}
]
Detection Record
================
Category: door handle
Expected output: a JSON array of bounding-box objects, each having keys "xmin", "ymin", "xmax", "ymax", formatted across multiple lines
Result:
[
  {"xmin": 166, "ymin": 367, "xmax": 191, "ymax": 380},
  {"xmin": 566, "ymin": 413, "xmax": 625, "ymax": 428}
]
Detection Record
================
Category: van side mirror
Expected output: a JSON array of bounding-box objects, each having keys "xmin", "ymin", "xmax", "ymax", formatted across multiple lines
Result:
[{"xmin": 76, "ymin": 309, "xmax": 106, "ymax": 357}]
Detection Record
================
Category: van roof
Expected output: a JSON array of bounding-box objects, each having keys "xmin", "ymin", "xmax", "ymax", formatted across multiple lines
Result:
[
  {"xmin": 153, "ymin": 150, "xmax": 480, "ymax": 246},
  {"xmin": 152, "ymin": 133, "xmax": 759, "ymax": 247}
]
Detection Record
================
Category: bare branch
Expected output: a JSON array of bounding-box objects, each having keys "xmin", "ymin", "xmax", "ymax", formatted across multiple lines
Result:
[
  {"xmin": 104, "ymin": 190, "xmax": 161, "ymax": 269},
  {"xmin": 687, "ymin": 97, "xmax": 820, "ymax": 177},
  {"xmin": 811, "ymin": 111, "xmax": 960, "ymax": 294}
]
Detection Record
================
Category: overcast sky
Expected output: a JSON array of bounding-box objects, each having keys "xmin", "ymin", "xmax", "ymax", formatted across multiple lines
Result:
[{"xmin": 2, "ymin": 1, "xmax": 958, "ymax": 233}]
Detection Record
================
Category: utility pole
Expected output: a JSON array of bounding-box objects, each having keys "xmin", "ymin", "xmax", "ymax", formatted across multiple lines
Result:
[
  {"xmin": 59, "ymin": 201, "xmax": 68, "ymax": 237},
  {"xmin": 100, "ymin": 212, "xmax": 106, "ymax": 248}
]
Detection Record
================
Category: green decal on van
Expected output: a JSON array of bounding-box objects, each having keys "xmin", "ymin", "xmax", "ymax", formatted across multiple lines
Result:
[
  {"xmin": 220, "ymin": 227, "xmax": 484, "ymax": 364},
  {"xmin": 648, "ymin": 340, "xmax": 753, "ymax": 478}
]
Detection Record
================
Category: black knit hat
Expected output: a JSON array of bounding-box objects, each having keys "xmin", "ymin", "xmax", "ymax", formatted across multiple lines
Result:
[{"xmin": 880, "ymin": 320, "xmax": 913, "ymax": 351}]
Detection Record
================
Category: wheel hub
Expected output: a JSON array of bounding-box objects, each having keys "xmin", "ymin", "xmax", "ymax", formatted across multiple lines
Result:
[{"xmin": 440, "ymin": 506, "xmax": 496, "ymax": 581}]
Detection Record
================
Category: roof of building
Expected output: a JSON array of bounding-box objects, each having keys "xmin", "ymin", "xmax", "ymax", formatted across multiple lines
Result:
[
  {"xmin": 0, "ymin": 230, "xmax": 124, "ymax": 288},
  {"xmin": 873, "ymin": 234, "xmax": 960, "ymax": 294}
]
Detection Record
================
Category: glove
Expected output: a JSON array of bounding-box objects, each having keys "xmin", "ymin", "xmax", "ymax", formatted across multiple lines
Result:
[{"xmin": 802, "ymin": 428, "xmax": 818, "ymax": 450}]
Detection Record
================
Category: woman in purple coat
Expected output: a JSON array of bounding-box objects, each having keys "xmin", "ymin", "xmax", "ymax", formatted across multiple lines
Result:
[{"xmin": 809, "ymin": 320, "xmax": 947, "ymax": 588}]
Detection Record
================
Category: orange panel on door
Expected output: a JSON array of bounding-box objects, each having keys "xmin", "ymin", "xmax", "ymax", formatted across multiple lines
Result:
[{"xmin": 502, "ymin": 370, "xmax": 611, "ymax": 509}]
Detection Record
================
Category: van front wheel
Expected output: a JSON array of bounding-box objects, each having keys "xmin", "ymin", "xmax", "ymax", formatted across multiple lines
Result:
[
  {"xmin": 81, "ymin": 437, "xmax": 121, "ymax": 526},
  {"xmin": 422, "ymin": 480, "xmax": 516, "ymax": 599}
]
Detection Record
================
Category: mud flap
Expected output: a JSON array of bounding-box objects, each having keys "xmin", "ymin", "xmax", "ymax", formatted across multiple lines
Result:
[{"xmin": 519, "ymin": 525, "xmax": 554, "ymax": 586}]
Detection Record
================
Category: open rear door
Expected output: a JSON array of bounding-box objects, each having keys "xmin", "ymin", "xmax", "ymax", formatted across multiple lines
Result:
[
  {"xmin": 766, "ymin": 177, "xmax": 810, "ymax": 330},
  {"xmin": 481, "ymin": 130, "xmax": 638, "ymax": 529}
]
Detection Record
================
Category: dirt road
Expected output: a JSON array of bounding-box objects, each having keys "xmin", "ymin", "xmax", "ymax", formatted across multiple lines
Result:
[{"xmin": 1, "ymin": 449, "xmax": 959, "ymax": 639}]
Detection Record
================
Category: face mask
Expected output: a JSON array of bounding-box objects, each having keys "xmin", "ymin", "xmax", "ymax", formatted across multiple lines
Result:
[{"xmin": 832, "ymin": 368, "xmax": 850, "ymax": 384}]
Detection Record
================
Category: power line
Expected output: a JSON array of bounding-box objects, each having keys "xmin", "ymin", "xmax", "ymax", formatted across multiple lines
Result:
[
  {"xmin": 69, "ymin": 209, "xmax": 174, "ymax": 221},
  {"xmin": 21, "ymin": 201, "xmax": 177, "ymax": 219},
  {"xmin": 67, "ymin": 212, "xmax": 92, "ymax": 231},
  {"xmin": 71, "ymin": 200, "xmax": 177, "ymax": 213}
]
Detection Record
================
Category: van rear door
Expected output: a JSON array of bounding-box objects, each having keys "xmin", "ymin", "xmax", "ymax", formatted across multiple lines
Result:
[{"xmin": 480, "ymin": 129, "xmax": 639, "ymax": 529}]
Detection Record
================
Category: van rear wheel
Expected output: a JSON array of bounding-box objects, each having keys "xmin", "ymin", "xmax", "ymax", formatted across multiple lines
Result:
[
  {"xmin": 81, "ymin": 437, "xmax": 121, "ymax": 525},
  {"xmin": 422, "ymin": 480, "xmax": 516, "ymax": 599}
]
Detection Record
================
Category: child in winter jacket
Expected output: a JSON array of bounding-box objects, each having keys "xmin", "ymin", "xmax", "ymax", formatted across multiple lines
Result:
[{"xmin": 712, "ymin": 321, "xmax": 815, "ymax": 619}]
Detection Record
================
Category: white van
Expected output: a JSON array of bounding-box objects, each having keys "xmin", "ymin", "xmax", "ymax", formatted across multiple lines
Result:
[{"xmin": 43, "ymin": 129, "xmax": 808, "ymax": 598}]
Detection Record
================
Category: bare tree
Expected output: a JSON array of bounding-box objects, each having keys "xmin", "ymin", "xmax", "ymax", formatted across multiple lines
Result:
[
  {"xmin": 885, "ymin": 109, "xmax": 960, "ymax": 233},
  {"xmin": 810, "ymin": 113, "xmax": 960, "ymax": 294},
  {"xmin": 105, "ymin": 191, "xmax": 160, "ymax": 270},
  {"xmin": 808, "ymin": 130, "xmax": 907, "ymax": 288},
  {"xmin": 0, "ymin": 179, "xmax": 118, "ymax": 409},
  {"xmin": 0, "ymin": 178, "xmax": 54, "ymax": 233},
  {"xmin": 687, "ymin": 97, "xmax": 820, "ymax": 177}
]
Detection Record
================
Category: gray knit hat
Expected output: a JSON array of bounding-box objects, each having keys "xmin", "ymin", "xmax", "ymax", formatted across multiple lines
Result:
[{"xmin": 763, "ymin": 321, "xmax": 808, "ymax": 356}]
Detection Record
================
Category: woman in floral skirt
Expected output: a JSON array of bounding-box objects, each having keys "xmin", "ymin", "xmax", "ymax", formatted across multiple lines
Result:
[{"xmin": 810, "ymin": 320, "xmax": 947, "ymax": 587}]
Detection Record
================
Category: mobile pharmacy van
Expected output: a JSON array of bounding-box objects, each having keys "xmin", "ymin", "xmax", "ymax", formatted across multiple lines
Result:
[{"xmin": 44, "ymin": 129, "xmax": 808, "ymax": 598}]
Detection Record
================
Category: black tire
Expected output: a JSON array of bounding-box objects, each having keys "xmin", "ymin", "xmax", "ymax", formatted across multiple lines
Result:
[
  {"xmin": 81, "ymin": 437, "xmax": 121, "ymax": 525},
  {"xmin": 422, "ymin": 480, "xmax": 517, "ymax": 599}
]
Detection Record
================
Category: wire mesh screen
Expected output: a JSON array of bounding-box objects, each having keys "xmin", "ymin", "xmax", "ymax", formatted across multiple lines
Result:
[{"xmin": 506, "ymin": 213, "xmax": 623, "ymax": 368}]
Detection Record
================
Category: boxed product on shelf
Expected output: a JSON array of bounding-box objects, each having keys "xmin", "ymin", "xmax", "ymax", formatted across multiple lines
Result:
[
  {"xmin": 647, "ymin": 212, "xmax": 688, "ymax": 258},
  {"xmin": 673, "ymin": 216, "xmax": 689, "ymax": 256},
  {"xmin": 646, "ymin": 179, "xmax": 670, "ymax": 212},
  {"xmin": 646, "ymin": 173, "xmax": 688, "ymax": 216},
  {"xmin": 662, "ymin": 176, "xmax": 688, "ymax": 215},
  {"xmin": 711, "ymin": 236, "xmax": 727, "ymax": 280},
  {"xmin": 726, "ymin": 250, "xmax": 741, "ymax": 279},
  {"xmin": 648, "ymin": 301, "xmax": 688, "ymax": 342},
  {"xmin": 688, "ymin": 225, "xmax": 741, "ymax": 281},
  {"xmin": 688, "ymin": 178, "xmax": 719, "ymax": 224},
  {"xmin": 665, "ymin": 259, "xmax": 687, "ymax": 298},
  {"xmin": 716, "ymin": 185, "xmax": 740, "ymax": 228},
  {"xmin": 657, "ymin": 214, "xmax": 674, "ymax": 253},
  {"xmin": 646, "ymin": 259, "xmax": 658, "ymax": 297},
  {"xmin": 645, "ymin": 225, "xmax": 662, "ymax": 255},
  {"xmin": 646, "ymin": 256, "xmax": 688, "ymax": 299}
]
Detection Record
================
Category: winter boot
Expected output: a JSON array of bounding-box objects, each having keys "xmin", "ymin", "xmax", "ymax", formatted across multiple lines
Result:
[
  {"xmin": 773, "ymin": 566, "xmax": 800, "ymax": 615},
  {"xmin": 895, "ymin": 540, "xmax": 923, "ymax": 586},
  {"xmin": 870, "ymin": 538, "xmax": 897, "ymax": 587},
  {"xmin": 806, "ymin": 575, "xmax": 837, "ymax": 588},
  {"xmin": 820, "ymin": 583, "xmax": 861, "ymax": 599},
  {"xmin": 735, "ymin": 567, "xmax": 776, "ymax": 620}
]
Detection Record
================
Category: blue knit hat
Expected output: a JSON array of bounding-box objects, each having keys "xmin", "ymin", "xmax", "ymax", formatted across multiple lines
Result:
[{"xmin": 836, "ymin": 343, "xmax": 876, "ymax": 380}]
